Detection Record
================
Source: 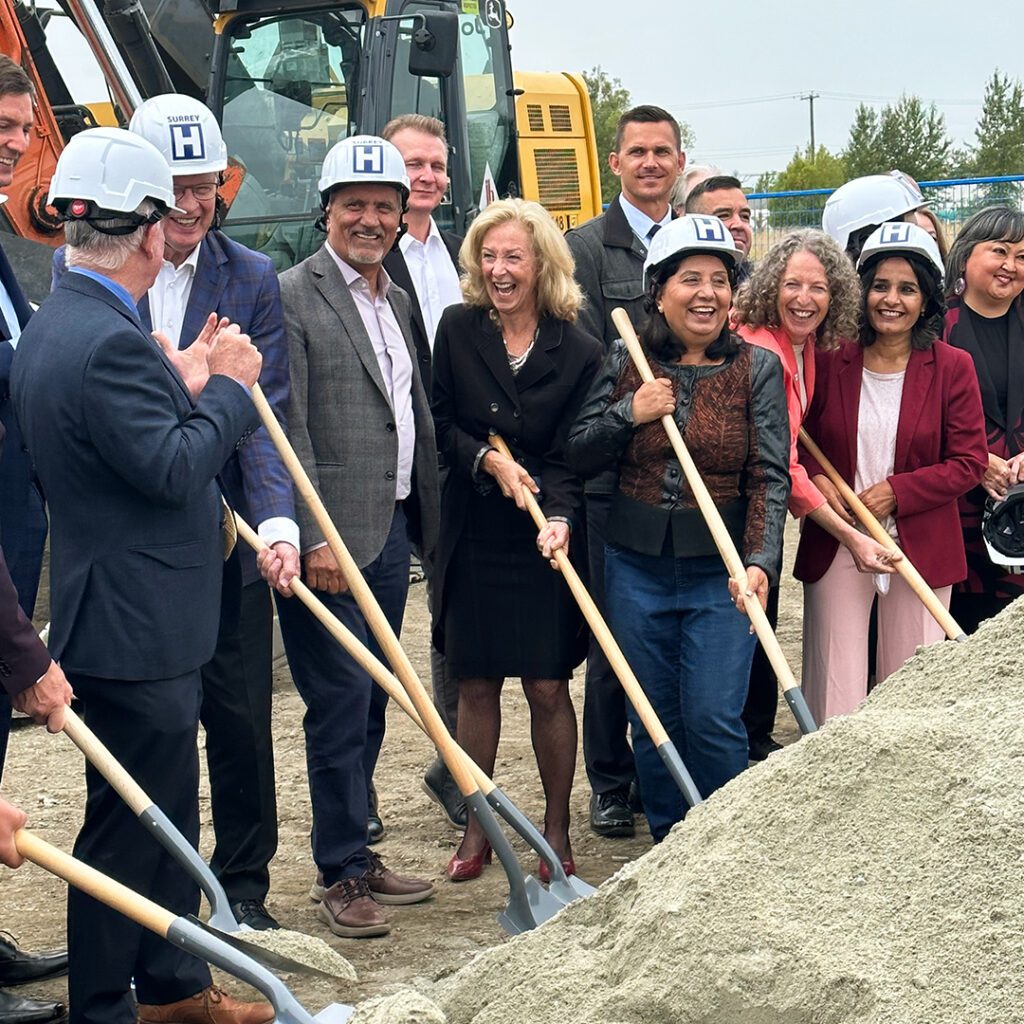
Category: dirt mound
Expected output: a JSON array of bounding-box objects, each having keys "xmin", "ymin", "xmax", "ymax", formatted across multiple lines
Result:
[{"xmin": 356, "ymin": 598, "xmax": 1024, "ymax": 1024}]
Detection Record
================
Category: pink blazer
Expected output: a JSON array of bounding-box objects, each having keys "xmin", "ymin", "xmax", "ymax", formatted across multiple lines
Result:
[
  {"xmin": 737, "ymin": 324, "xmax": 826, "ymax": 517},
  {"xmin": 794, "ymin": 341, "xmax": 989, "ymax": 587}
]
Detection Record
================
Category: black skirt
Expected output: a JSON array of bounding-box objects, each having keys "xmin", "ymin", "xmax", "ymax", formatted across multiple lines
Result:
[{"xmin": 442, "ymin": 487, "xmax": 585, "ymax": 679}]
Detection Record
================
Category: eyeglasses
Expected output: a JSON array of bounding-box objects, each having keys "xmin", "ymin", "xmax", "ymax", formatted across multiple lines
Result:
[{"xmin": 173, "ymin": 183, "xmax": 218, "ymax": 201}]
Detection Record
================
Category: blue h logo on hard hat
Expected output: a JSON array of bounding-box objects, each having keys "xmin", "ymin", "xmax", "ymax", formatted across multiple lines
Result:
[
  {"xmin": 692, "ymin": 216, "xmax": 726, "ymax": 242},
  {"xmin": 353, "ymin": 144, "xmax": 384, "ymax": 175},
  {"xmin": 169, "ymin": 124, "xmax": 205, "ymax": 162},
  {"xmin": 880, "ymin": 222, "xmax": 913, "ymax": 244}
]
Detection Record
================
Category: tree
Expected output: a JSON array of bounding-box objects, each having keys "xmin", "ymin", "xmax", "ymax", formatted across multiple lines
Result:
[
  {"xmin": 581, "ymin": 66, "xmax": 695, "ymax": 204},
  {"xmin": 765, "ymin": 146, "xmax": 848, "ymax": 229},
  {"xmin": 972, "ymin": 71, "xmax": 1024, "ymax": 176},
  {"xmin": 843, "ymin": 104, "xmax": 880, "ymax": 178}
]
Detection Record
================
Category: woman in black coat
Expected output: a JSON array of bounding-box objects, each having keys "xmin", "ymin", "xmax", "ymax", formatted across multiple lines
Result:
[{"xmin": 431, "ymin": 198, "xmax": 601, "ymax": 882}]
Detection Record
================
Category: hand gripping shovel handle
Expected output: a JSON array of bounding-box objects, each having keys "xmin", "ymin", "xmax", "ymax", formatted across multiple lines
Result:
[
  {"xmin": 60, "ymin": 706, "xmax": 240, "ymax": 931},
  {"xmin": 13, "ymin": 829, "xmax": 332, "ymax": 1024},
  {"xmin": 611, "ymin": 307, "xmax": 818, "ymax": 736},
  {"xmin": 798, "ymin": 426, "xmax": 967, "ymax": 642},
  {"xmin": 488, "ymin": 434, "xmax": 703, "ymax": 809},
  {"xmin": 246, "ymin": 396, "xmax": 561, "ymax": 933}
]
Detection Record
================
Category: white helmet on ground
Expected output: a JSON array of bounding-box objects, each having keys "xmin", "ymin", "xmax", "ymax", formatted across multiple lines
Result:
[
  {"xmin": 128, "ymin": 93, "xmax": 228, "ymax": 176},
  {"xmin": 49, "ymin": 127, "xmax": 179, "ymax": 231},
  {"xmin": 317, "ymin": 135, "xmax": 410, "ymax": 208},
  {"xmin": 856, "ymin": 221, "xmax": 945, "ymax": 280},
  {"xmin": 822, "ymin": 173, "xmax": 925, "ymax": 256},
  {"xmin": 983, "ymin": 484, "xmax": 1024, "ymax": 574},
  {"xmin": 643, "ymin": 214, "xmax": 743, "ymax": 288}
]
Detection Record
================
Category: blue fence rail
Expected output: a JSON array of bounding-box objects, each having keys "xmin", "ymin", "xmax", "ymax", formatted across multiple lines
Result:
[{"xmin": 746, "ymin": 175, "xmax": 1024, "ymax": 256}]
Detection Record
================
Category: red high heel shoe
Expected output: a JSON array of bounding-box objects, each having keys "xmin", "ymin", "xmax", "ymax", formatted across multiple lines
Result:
[
  {"xmin": 446, "ymin": 841, "xmax": 492, "ymax": 882},
  {"xmin": 537, "ymin": 853, "xmax": 576, "ymax": 883}
]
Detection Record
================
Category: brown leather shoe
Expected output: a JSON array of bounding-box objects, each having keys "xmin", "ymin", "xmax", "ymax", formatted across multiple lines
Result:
[
  {"xmin": 364, "ymin": 851, "xmax": 435, "ymax": 906},
  {"xmin": 136, "ymin": 985, "xmax": 273, "ymax": 1024},
  {"xmin": 317, "ymin": 877, "xmax": 390, "ymax": 938}
]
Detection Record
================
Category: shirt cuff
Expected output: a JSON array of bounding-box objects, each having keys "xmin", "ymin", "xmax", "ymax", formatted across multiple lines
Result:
[
  {"xmin": 302, "ymin": 540, "xmax": 328, "ymax": 556},
  {"xmin": 258, "ymin": 517, "xmax": 300, "ymax": 551},
  {"xmin": 547, "ymin": 515, "xmax": 572, "ymax": 532}
]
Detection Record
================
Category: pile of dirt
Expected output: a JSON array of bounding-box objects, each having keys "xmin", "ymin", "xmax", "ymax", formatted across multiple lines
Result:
[{"xmin": 351, "ymin": 598, "xmax": 1024, "ymax": 1023}]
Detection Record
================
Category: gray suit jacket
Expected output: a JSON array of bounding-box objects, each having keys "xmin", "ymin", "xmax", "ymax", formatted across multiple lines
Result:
[{"xmin": 279, "ymin": 245, "xmax": 439, "ymax": 568}]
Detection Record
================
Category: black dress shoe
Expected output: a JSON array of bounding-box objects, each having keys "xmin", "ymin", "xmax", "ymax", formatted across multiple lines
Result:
[
  {"xmin": 367, "ymin": 782, "xmax": 385, "ymax": 845},
  {"xmin": 589, "ymin": 790, "xmax": 634, "ymax": 838},
  {"xmin": 0, "ymin": 935, "xmax": 67, "ymax": 987},
  {"xmin": 229, "ymin": 899, "xmax": 280, "ymax": 931},
  {"xmin": 422, "ymin": 759, "xmax": 468, "ymax": 830},
  {"xmin": 748, "ymin": 735, "xmax": 783, "ymax": 762},
  {"xmin": 0, "ymin": 989, "xmax": 67, "ymax": 1024}
]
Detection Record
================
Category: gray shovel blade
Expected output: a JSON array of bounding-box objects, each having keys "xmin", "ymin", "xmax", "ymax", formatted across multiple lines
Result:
[
  {"xmin": 186, "ymin": 917, "xmax": 336, "ymax": 979},
  {"xmin": 497, "ymin": 875, "xmax": 565, "ymax": 935},
  {"xmin": 312, "ymin": 1005, "xmax": 354, "ymax": 1024}
]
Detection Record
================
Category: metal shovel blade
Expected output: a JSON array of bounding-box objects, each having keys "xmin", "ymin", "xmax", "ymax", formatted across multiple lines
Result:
[
  {"xmin": 497, "ymin": 875, "xmax": 566, "ymax": 935},
  {"xmin": 312, "ymin": 1005, "xmax": 354, "ymax": 1024}
]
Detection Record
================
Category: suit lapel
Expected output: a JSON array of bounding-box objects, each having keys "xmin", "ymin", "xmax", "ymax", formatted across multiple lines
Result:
[
  {"xmin": 383, "ymin": 248, "xmax": 426, "ymax": 345},
  {"xmin": 0, "ymin": 244, "xmax": 32, "ymax": 329},
  {"xmin": 838, "ymin": 344, "xmax": 862, "ymax": 476},
  {"xmin": 894, "ymin": 347, "xmax": 933, "ymax": 471},
  {"xmin": 181, "ymin": 235, "xmax": 230, "ymax": 350},
  {"xmin": 472, "ymin": 311, "xmax": 520, "ymax": 406},
  {"xmin": 310, "ymin": 247, "xmax": 390, "ymax": 405}
]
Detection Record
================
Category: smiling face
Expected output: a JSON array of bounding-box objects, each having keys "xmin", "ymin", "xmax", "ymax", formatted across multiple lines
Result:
[
  {"xmin": 326, "ymin": 183, "xmax": 402, "ymax": 268},
  {"xmin": 164, "ymin": 172, "xmax": 219, "ymax": 262},
  {"xmin": 963, "ymin": 237, "xmax": 1024, "ymax": 316},
  {"xmin": 865, "ymin": 257, "xmax": 924, "ymax": 343},
  {"xmin": 390, "ymin": 127, "xmax": 448, "ymax": 216},
  {"xmin": 689, "ymin": 187, "xmax": 753, "ymax": 255},
  {"xmin": 609, "ymin": 119, "xmax": 684, "ymax": 213},
  {"xmin": 480, "ymin": 220, "xmax": 539, "ymax": 321},
  {"xmin": 0, "ymin": 91, "xmax": 33, "ymax": 189},
  {"xmin": 776, "ymin": 249, "xmax": 830, "ymax": 344},
  {"xmin": 658, "ymin": 253, "xmax": 732, "ymax": 351}
]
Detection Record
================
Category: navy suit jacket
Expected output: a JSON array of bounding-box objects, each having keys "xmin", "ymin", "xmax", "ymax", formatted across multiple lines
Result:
[
  {"xmin": 55, "ymin": 230, "xmax": 294, "ymax": 582},
  {"xmin": 0, "ymin": 242, "xmax": 46, "ymax": 615},
  {"xmin": 12, "ymin": 273, "xmax": 259, "ymax": 680}
]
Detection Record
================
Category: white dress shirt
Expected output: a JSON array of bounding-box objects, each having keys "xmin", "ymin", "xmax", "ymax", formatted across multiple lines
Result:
[
  {"xmin": 398, "ymin": 218, "xmax": 462, "ymax": 348},
  {"xmin": 326, "ymin": 242, "xmax": 416, "ymax": 502},
  {"xmin": 618, "ymin": 194, "xmax": 672, "ymax": 248},
  {"xmin": 0, "ymin": 279, "xmax": 22, "ymax": 348},
  {"xmin": 149, "ymin": 242, "xmax": 202, "ymax": 349}
]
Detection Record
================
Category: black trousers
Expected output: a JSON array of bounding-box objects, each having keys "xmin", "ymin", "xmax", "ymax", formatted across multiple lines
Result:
[
  {"xmin": 582, "ymin": 492, "xmax": 636, "ymax": 796},
  {"xmin": 67, "ymin": 672, "xmax": 211, "ymax": 1024},
  {"xmin": 742, "ymin": 584, "xmax": 780, "ymax": 742},
  {"xmin": 200, "ymin": 577, "xmax": 278, "ymax": 902}
]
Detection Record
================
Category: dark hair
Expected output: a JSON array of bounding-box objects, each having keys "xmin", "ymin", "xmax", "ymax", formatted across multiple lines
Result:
[
  {"xmin": 614, "ymin": 105, "xmax": 681, "ymax": 152},
  {"xmin": 684, "ymin": 176, "xmax": 744, "ymax": 212},
  {"xmin": 858, "ymin": 254, "xmax": 943, "ymax": 351},
  {"xmin": 639, "ymin": 252, "xmax": 739, "ymax": 362},
  {"xmin": 945, "ymin": 205, "xmax": 1024, "ymax": 300},
  {"xmin": 0, "ymin": 55, "xmax": 34, "ymax": 101}
]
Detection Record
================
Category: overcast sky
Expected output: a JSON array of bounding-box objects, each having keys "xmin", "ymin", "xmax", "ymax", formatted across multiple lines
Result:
[{"xmin": 505, "ymin": 0, "xmax": 1024, "ymax": 184}]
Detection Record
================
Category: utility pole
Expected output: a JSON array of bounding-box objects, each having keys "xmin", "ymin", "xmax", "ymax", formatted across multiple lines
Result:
[{"xmin": 801, "ymin": 91, "xmax": 820, "ymax": 159}]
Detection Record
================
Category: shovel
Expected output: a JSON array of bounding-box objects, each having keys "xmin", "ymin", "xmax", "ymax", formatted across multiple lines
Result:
[
  {"xmin": 249, "ymin": 388, "xmax": 564, "ymax": 934},
  {"xmin": 798, "ymin": 426, "xmax": 967, "ymax": 642},
  {"xmin": 13, "ymin": 829, "xmax": 353, "ymax": 1024},
  {"xmin": 236, "ymin": 515, "xmax": 593, "ymax": 906},
  {"xmin": 611, "ymin": 307, "xmax": 818, "ymax": 736},
  {"xmin": 488, "ymin": 434, "xmax": 703, "ymax": 810}
]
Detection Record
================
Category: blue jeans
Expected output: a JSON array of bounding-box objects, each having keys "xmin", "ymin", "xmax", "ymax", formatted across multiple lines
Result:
[{"xmin": 605, "ymin": 546, "xmax": 754, "ymax": 841}]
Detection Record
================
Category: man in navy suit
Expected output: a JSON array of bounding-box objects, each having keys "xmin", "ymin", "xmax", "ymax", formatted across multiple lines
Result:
[
  {"xmin": 14, "ymin": 127, "xmax": 270, "ymax": 1024},
  {"xmin": 53, "ymin": 94, "xmax": 297, "ymax": 930}
]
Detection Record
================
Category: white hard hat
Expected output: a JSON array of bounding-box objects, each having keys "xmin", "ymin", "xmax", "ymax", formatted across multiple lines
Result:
[
  {"xmin": 821, "ymin": 174, "xmax": 925, "ymax": 254},
  {"xmin": 128, "ymin": 93, "xmax": 228, "ymax": 176},
  {"xmin": 983, "ymin": 484, "xmax": 1024, "ymax": 573},
  {"xmin": 318, "ymin": 135, "xmax": 410, "ymax": 207},
  {"xmin": 48, "ymin": 127, "xmax": 179, "ymax": 222},
  {"xmin": 643, "ymin": 214, "xmax": 742, "ymax": 288},
  {"xmin": 856, "ymin": 221, "xmax": 945, "ymax": 280}
]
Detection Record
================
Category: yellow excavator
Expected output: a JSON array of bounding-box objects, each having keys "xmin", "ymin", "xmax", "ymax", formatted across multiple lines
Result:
[{"xmin": 0, "ymin": 0, "xmax": 601, "ymax": 277}]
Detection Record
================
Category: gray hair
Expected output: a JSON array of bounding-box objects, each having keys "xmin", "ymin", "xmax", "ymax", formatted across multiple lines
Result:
[
  {"xmin": 944, "ymin": 205, "xmax": 1024, "ymax": 300},
  {"xmin": 65, "ymin": 200, "xmax": 158, "ymax": 272},
  {"xmin": 670, "ymin": 163, "xmax": 723, "ymax": 214}
]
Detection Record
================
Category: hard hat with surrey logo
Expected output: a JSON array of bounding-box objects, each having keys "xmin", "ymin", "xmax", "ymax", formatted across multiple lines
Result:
[
  {"xmin": 128, "ymin": 93, "xmax": 228, "ymax": 176},
  {"xmin": 317, "ymin": 135, "xmax": 411, "ymax": 208},
  {"xmin": 643, "ymin": 214, "xmax": 743, "ymax": 288},
  {"xmin": 856, "ymin": 221, "xmax": 944, "ymax": 280}
]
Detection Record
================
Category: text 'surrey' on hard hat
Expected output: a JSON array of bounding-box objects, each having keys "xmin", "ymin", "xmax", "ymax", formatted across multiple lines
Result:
[
  {"xmin": 317, "ymin": 135, "xmax": 411, "ymax": 207},
  {"xmin": 128, "ymin": 94, "xmax": 228, "ymax": 176}
]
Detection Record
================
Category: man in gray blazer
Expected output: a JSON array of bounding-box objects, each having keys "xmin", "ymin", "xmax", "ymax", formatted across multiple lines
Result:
[{"xmin": 276, "ymin": 136, "xmax": 439, "ymax": 939}]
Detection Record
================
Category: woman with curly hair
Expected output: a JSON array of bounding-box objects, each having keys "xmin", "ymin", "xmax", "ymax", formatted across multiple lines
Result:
[
  {"xmin": 431, "ymin": 198, "xmax": 602, "ymax": 881},
  {"xmin": 794, "ymin": 224, "xmax": 987, "ymax": 721},
  {"xmin": 732, "ymin": 229, "xmax": 899, "ymax": 741}
]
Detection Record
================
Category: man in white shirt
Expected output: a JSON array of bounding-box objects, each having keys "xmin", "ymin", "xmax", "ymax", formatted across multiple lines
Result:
[
  {"xmin": 276, "ymin": 135, "xmax": 439, "ymax": 938},
  {"xmin": 381, "ymin": 115, "xmax": 466, "ymax": 832}
]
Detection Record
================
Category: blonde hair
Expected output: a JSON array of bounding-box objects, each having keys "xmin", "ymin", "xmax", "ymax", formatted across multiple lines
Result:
[{"xmin": 460, "ymin": 199, "xmax": 582, "ymax": 323}]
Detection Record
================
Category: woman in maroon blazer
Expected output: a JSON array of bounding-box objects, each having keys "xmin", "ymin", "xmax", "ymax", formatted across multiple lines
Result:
[{"xmin": 795, "ymin": 224, "xmax": 988, "ymax": 722}]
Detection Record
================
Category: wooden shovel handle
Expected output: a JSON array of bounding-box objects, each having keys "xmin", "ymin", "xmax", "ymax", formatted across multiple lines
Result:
[
  {"xmin": 62, "ymin": 706, "xmax": 150, "ymax": 815},
  {"xmin": 238, "ymin": 406, "xmax": 481, "ymax": 799},
  {"xmin": 798, "ymin": 426, "xmax": 966, "ymax": 641},
  {"xmin": 488, "ymin": 435, "xmax": 672, "ymax": 747},
  {"xmin": 610, "ymin": 306, "xmax": 803, "ymax": 694},
  {"xmin": 15, "ymin": 828, "xmax": 175, "ymax": 937}
]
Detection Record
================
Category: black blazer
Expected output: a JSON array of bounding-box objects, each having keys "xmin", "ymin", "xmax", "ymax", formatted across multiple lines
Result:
[
  {"xmin": 12, "ymin": 273, "xmax": 259, "ymax": 681},
  {"xmin": 430, "ymin": 304, "xmax": 602, "ymax": 595},
  {"xmin": 0, "ymin": 538, "xmax": 49, "ymax": 697},
  {"xmin": 383, "ymin": 227, "xmax": 461, "ymax": 394}
]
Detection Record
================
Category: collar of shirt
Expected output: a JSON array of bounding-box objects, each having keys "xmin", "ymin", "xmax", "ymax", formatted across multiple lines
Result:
[
  {"xmin": 68, "ymin": 267, "xmax": 139, "ymax": 318},
  {"xmin": 160, "ymin": 240, "xmax": 202, "ymax": 279},
  {"xmin": 398, "ymin": 216, "xmax": 443, "ymax": 255},
  {"xmin": 618, "ymin": 194, "xmax": 672, "ymax": 246},
  {"xmin": 325, "ymin": 241, "xmax": 392, "ymax": 299}
]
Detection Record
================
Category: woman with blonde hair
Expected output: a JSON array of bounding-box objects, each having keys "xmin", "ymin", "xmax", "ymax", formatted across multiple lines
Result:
[{"xmin": 431, "ymin": 198, "xmax": 602, "ymax": 881}]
